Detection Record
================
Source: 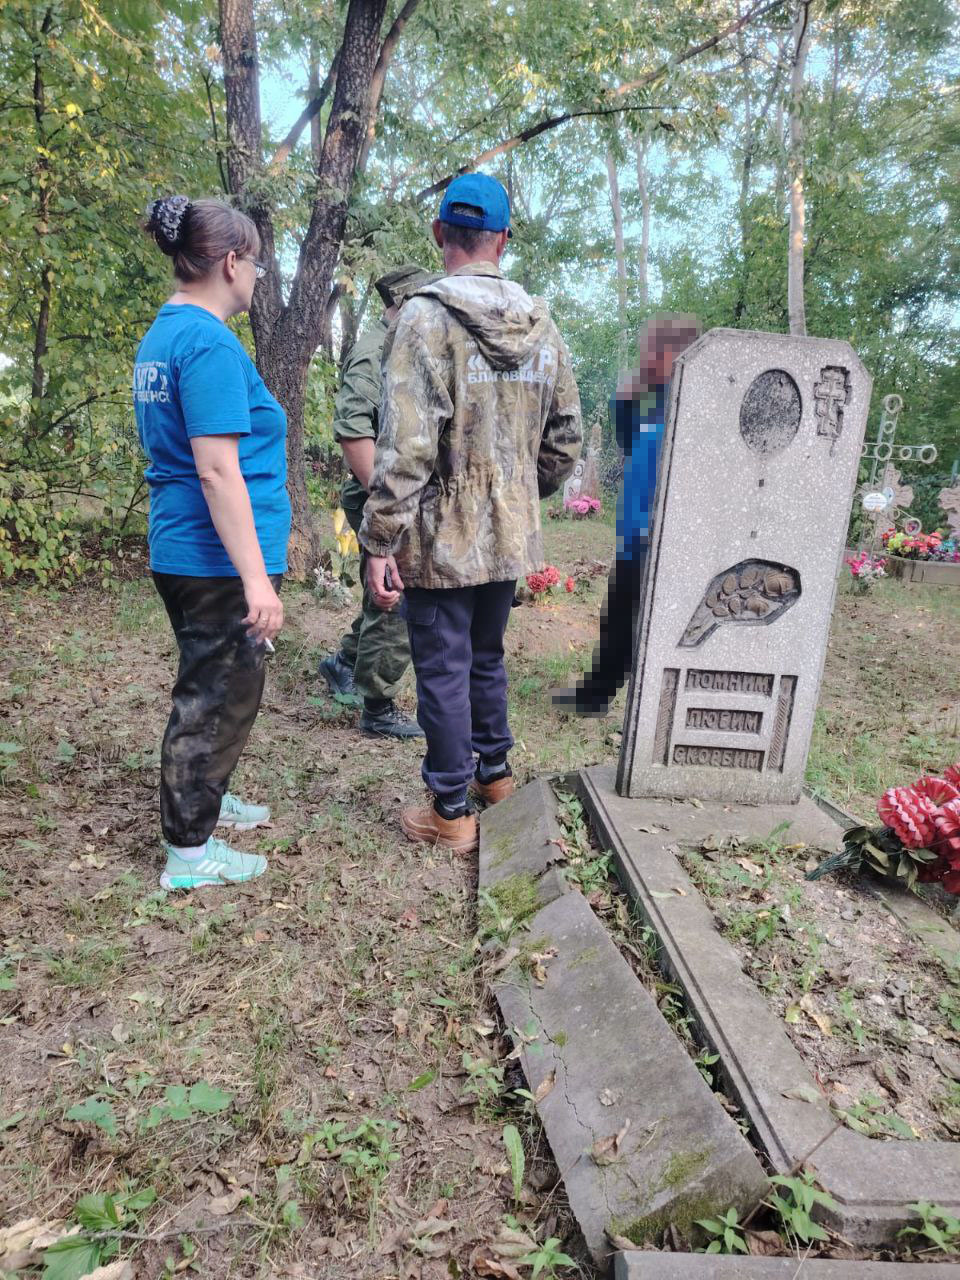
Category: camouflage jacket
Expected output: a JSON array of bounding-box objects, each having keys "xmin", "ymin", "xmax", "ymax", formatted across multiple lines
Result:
[
  {"xmin": 332, "ymin": 315, "xmax": 388, "ymax": 515},
  {"xmin": 359, "ymin": 262, "xmax": 582, "ymax": 588}
]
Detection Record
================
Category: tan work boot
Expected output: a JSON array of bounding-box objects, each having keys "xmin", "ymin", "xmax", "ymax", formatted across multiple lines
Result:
[
  {"xmin": 401, "ymin": 802, "xmax": 479, "ymax": 854},
  {"xmin": 471, "ymin": 774, "xmax": 515, "ymax": 806}
]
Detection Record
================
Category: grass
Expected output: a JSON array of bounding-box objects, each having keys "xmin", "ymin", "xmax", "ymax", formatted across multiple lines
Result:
[{"xmin": 0, "ymin": 513, "xmax": 958, "ymax": 1274}]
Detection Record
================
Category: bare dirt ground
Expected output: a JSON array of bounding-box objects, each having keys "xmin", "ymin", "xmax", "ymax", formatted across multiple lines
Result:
[{"xmin": 1, "ymin": 517, "xmax": 959, "ymax": 1276}]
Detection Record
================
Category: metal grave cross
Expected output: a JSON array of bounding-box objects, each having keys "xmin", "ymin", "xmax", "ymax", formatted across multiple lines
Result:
[{"xmin": 856, "ymin": 394, "xmax": 938, "ymax": 553}]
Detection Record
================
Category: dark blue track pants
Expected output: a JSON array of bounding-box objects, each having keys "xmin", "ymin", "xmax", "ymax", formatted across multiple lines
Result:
[{"xmin": 403, "ymin": 580, "xmax": 517, "ymax": 800}]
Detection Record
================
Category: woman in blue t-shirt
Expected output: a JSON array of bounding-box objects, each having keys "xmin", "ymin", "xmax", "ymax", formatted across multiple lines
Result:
[{"xmin": 134, "ymin": 195, "xmax": 291, "ymax": 890}]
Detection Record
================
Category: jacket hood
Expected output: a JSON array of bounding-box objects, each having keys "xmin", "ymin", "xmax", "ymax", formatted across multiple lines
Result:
[{"xmin": 415, "ymin": 271, "xmax": 554, "ymax": 371}]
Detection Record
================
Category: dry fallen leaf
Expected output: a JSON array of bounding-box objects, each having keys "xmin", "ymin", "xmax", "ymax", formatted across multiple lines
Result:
[
  {"xmin": 470, "ymin": 1248, "xmax": 522, "ymax": 1279},
  {"xmin": 488, "ymin": 1224, "xmax": 538, "ymax": 1259},
  {"xmin": 534, "ymin": 1070, "xmax": 556, "ymax": 1103},
  {"xmin": 746, "ymin": 1229, "xmax": 783, "ymax": 1256},
  {"xmin": 489, "ymin": 945, "xmax": 520, "ymax": 975},
  {"xmin": 398, "ymin": 908, "xmax": 419, "ymax": 929},
  {"xmin": 799, "ymin": 993, "xmax": 833, "ymax": 1037},
  {"xmin": 606, "ymin": 1230, "xmax": 638, "ymax": 1251},
  {"xmin": 934, "ymin": 1047, "xmax": 960, "ymax": 1081},
  {"xmin": 392, "ymin": 1007, "xmax": 409, "ymax": 1036},
  {"xmin": 0, "ymin": 1217, "xmax": 68, "ymax": 1267},
  {"xmin": 735, "ymin": 857, "xmax": 764, "ymax": 878},
  {"xmin": 591, "ymin": 1117, "xmax": 631, "ymax": 1165},
  {"xmin": 78, "ymin": 1263, "xmax": 134, "ymax": 1280},
  {"xmin": 782, "ymin": 1082, "xmax": 823, "ymax": 1104},
  {"xmin": 209, "ymin": 1188, "xmax": 249, "ymax": 1216}
]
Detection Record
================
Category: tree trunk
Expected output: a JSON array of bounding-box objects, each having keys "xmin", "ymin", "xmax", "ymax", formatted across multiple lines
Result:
[
  {"xmin": 605, "ymin": 148, "xmax": 628, "ymax": 353},
  {"xmin": 219, "ymin": 0, "xmax": 388, "ymax": 577},
  {"xmin": 635, "ymin": 135, "xmax": 651, "ymax": 309},
  {"xmin": 787, "ymin": 1, "xmax": 811, "ymax": 337},
  {"xmin": 30, "ymin": 9, "xmax": 54, "ymax": 423}
]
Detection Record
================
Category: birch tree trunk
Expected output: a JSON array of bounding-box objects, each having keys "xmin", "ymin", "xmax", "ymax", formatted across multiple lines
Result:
[
  {"xmin": 635, "ymin": 135, "xmax": 651, "ymax": 309},
  {"xmin": 787, "ymin": 1, "xmax": 812, "ymax": 337},
  {"xmin": 605, "ymin": 148, "xmax": 628, "ymax": 353}
]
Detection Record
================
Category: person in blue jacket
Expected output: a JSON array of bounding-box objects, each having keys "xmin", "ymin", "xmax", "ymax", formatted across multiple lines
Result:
[
  {"xmin": 134, "ymin": 196, "xmax": 290, "ymax": 889},
  {"xmin": 554, "ymin": 313, "xmax": 700, "ymax": 717}
]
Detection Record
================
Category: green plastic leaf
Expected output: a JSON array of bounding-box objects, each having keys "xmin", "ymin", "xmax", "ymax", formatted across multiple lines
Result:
[
  {"xmin": 41, "ymin": 1236, "xmax": 103, "ymax": 1280},
  {"xmin": 502, "ymin": 1123, "xmax": 525, "ymax": 1203},
  {"xmin": 65, "ymin": 1096, "xmax": 117, "ymax": 1136},
  {"xmin": 407, "ymin": 1069, "xmax": 436, "ymax": 1091}
]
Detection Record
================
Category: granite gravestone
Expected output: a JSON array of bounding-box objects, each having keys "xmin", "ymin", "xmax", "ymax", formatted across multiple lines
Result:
[
  {"xmin": 579, "ymin": 419, "xmax": 602, "ymax": 501},
  {"xmin": 618, "ymin": 329, "xmax": 871, "ymax": 803}
]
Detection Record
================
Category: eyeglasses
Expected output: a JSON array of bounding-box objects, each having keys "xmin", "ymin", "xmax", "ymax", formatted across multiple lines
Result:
[{"xmin": 241, "ymin": 256, "xmax": 267, "ymax": 280}]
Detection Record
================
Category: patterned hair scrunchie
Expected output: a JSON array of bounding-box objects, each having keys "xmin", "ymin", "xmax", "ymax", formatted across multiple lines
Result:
[{"xmin": 149, "ymin": 195, "xmax": 190, "ymax": 253}]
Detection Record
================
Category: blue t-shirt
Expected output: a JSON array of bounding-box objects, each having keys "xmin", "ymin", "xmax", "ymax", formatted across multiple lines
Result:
[
  {"xmin": 613, "ymin": 383, "xmax": 668, "ymax": 556},
  {"xmin": 133, "ymin": 303, "xmax": 291, "ymax": 576}
]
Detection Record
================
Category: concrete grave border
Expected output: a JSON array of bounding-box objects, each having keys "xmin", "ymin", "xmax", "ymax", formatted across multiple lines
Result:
[
  {"xmin": 478, "ymin": 780, "xmax": 768, "ymax": 1263},
  {"xmin": 574, "ymin": 763, "xmax": 960, "ymax": 1246},
  {"xmin": 614, "ymin": 1256, "xmax": 960, "ymax": 1279}
]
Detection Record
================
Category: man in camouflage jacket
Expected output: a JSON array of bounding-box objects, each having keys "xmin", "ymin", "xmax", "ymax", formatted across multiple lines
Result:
[
  {"xmin": 359, "ymin": 172, "xmax": 582, "ymax": 853},
  {"xmin": 318, "ymin": 265, "xmax": 438, "ymax": 739}
]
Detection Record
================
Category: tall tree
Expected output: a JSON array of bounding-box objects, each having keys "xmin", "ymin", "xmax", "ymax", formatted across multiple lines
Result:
[
  {"xmin": 787, "ymin": 0, "xmax": 812, "ymax": 335},
  {"xmin": 215, "ymin": 0, "xmax": 788, "ymax": 574}
]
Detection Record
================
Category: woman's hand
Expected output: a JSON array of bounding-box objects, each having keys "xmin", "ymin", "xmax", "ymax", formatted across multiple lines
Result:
[{"xmin": 243, "ymin": 576, "xmax": 284, "ymax": 642}]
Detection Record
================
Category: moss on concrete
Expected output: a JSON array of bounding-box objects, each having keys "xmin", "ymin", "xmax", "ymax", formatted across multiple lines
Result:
[
  {"xmin": 609, "ymin": 1190, "xmax": 720, "ymax": 1247},
  {"xmin": 479, "ymin": 872, "xmax": 541, "ymax": 937},
  {"xmin": 656, "ymin": 1147, "xmax": 711, "ymax": 1192}
]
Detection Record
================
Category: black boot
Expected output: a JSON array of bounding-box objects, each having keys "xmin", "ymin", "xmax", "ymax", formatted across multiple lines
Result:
[
  {"xmin": 319, "ymin": 651, "xmax": 356, "ymax": 697},
  {"xmin": 360, "ymin": 699, "xmax": 425, "ymax": 739}
]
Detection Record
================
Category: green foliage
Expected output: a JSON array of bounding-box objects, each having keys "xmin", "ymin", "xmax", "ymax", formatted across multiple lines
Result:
[
  {"xmin": 502, "ymin": 1123, "xmax": 525, "ymax": 1205},
  {"xmin": 898, "ymin": 1200, "xmax": 960, "ymax": 1253},
  {"xmin": 0, "ymin": 1, "xmax": 215, "ymax": 582},
  {"xmin": 41, "ymin": 1186, "xmax": 155, "ymax": 1279},
  {"xmin": 517, "ymin": 1235, "xmax": 576, "ymax": 1278},
  {"xmin": 65, "ymin": 1095, "xmax": 117, "ymax": 1136},
  {"xmin": 766, "ymin": 1171, "xmax": 838, "ymax": 1245},
  {"xmin": 142, "ymin": 1080, "xmax": 234, "ymax": 1130},
  {"xmin": 695, "ymin": 1206, "xmax": 748, "ymax": 1254}
]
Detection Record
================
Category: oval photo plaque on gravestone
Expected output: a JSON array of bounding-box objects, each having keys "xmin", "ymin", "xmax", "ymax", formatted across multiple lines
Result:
[{"xmin": 739, "ymin": 369, "xmax": 802, "ymax": 455}]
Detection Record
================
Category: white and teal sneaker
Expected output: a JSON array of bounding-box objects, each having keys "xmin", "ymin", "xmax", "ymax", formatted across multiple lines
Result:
[
  {"xmin": 161, "ymin": 835, "xmax": 267, "ymax": 890},
  {"xmin": 217, "ymin": 792, "xmax": 271, "ymax": 831}
]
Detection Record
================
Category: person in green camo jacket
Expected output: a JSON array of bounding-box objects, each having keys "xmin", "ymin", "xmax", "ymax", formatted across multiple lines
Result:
[{"xmin": 318, "ymin": 265, "xmax": 438, "ymax": 738}]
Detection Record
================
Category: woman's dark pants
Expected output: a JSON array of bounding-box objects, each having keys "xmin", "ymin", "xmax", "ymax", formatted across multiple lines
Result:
[{"xmin": 153, "ymin": 572, "xmax": 280, "ymax": 847}]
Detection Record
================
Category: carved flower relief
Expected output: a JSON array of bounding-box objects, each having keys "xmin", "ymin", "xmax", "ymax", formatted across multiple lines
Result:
[
  {"xmin": 705, "ymin": 566, "xmax": 795, "ymax": 621},
  {"xmin": 680, "ymin": 559, "xmax": 801, "ymax": 647}
]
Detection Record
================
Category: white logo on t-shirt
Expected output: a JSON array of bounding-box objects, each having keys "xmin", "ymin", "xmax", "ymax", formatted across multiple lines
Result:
[{"xmin": 134, "ymin": 361, "xmax": 171, "ymax": 404}]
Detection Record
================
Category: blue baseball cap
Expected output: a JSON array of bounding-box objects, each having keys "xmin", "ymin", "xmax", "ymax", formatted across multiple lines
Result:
[{"xmin": 438, "ymin": 172, "xmax": 512, "ymax": 237}]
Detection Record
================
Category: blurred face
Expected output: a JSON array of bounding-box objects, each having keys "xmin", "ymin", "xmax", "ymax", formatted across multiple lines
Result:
[{"xmin": 220, "ymin": 248, "xmax": 261, "ymax": 315}]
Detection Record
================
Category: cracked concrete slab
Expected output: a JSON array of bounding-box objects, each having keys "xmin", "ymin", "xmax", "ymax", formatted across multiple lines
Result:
[
  {"xmin": 491, "ymin": 890, "xmax": 768, "ymax": 1262},
  {"xmin": 478, "ymin": 777, "xmax": 566, "ymax": 903},
  {"xmin": 614, "ymin": 1256, "xmax": 960, "ymax": 1279},
  {"xmin": 577, "ymin": 762, "xmax": 960, "ymax": 1245}
]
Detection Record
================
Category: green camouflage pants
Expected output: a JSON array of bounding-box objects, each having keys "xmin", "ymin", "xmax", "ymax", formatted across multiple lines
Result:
[{"xmin": 338, "ymin": 500, "xmax": 412, "ymax": 702}]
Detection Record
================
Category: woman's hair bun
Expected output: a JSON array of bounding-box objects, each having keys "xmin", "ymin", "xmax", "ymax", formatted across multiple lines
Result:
[{"xmin": 146, "ymin": 195, "xmax": 191, "ymax": 255}]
